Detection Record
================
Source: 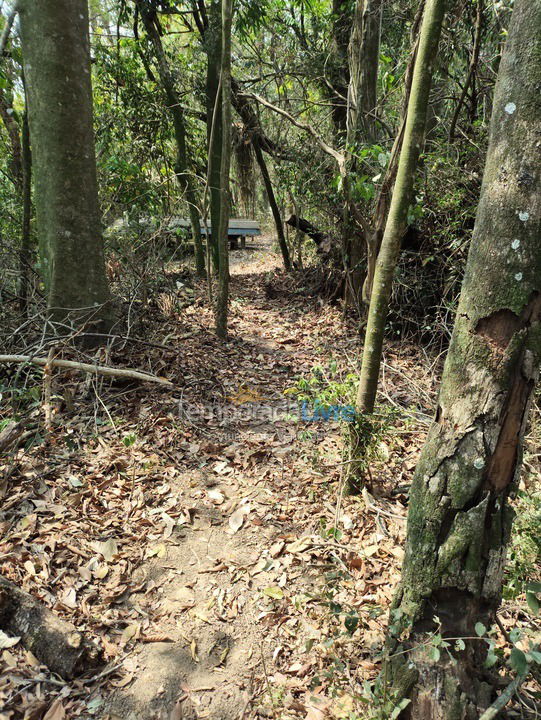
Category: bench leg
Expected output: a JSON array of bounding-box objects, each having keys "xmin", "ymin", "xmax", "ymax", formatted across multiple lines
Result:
[{"xmin": 240, "ymin": 236, "xmax": 246, "ymax": 249}]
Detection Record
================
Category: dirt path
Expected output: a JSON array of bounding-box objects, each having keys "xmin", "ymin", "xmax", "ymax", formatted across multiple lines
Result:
[{"xmin": 1, "ymin": 239, "xmax": 425, "ymax": 720}]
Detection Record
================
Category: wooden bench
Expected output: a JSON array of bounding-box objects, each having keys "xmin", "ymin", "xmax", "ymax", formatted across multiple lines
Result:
[{"xmin": 172, "ymin": 218, "xmax": 261, "ymax": 249}]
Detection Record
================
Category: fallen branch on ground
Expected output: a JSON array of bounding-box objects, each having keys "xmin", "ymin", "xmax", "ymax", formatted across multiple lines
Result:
[
  {"xmin": 0, "ymin": 576, "xmax": 102, "ymax": 679},
  {"xmin": 0, "ymin": 355, "xmax": 173, "ymax": 385}
]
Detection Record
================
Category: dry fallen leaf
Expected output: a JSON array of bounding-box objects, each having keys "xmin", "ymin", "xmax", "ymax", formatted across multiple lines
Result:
[
  {"xmin": 43, "ymin": 698, "xmax": 65, "ymax": 720},
  {"xmin": 0, "ymin": 630, "xmax": 20, "ymax": 649},
  {"xmin": 228, "ymin": 504, "xmax": 250, "ymax": 533}
]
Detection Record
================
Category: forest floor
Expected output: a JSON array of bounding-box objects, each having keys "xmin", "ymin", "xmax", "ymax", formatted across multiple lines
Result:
[{"xmin": 1, "ymin": 237, "xmax": 539, "ymax": 719}]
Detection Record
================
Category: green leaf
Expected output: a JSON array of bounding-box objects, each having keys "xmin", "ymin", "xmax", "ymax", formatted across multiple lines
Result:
[
  {"xmin": 475, "ymin": 622, "xmax": 487, "ymax": 637},
  {"xmin": 455, "ymin": 638, "xmax": 466, "ymax": 651},
  {"xmin": 345, "ymin": 614, "xmax": 359, "ymax": 635},
  {"xmin": 509, "ymin": 647, "xmax": 528, "ymax": 675},
  {"xmin": 526, "ymin": 591, "xmax": 540, "ymax": 615},
  {"xmin": 429, "ymin": 646, "xmax": 440, "ymax": 661},
  {"xmin": 262, "ymin": 586, "xmax": 284, "ymax": 600}
]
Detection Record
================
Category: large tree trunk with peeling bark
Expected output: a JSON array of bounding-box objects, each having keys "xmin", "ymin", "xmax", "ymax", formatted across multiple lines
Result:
[
  {"xmin": 388, "ymin": 1, "xmax": 541, "ymax": 716},
  {"xmin": 19, "ymin": 0, "xmax": 111, "ymax": 332}
]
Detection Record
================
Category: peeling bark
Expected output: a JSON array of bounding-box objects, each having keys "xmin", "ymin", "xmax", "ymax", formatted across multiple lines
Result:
[{"xmin": 388, "ymin": 0, "xmax": 541, "ymax": 715}]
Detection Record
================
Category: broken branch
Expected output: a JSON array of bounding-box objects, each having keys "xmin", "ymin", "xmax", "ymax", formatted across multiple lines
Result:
[{"xmin": 0, "ymin": 354, "xmax": 173, "ymax": 385}]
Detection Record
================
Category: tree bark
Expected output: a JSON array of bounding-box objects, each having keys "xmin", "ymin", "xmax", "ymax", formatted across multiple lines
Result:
[
  {"xmin": 388, "ymin": 1, "xmax": 541, "ymax": 715},
  {"xmin": 0, "ymin": 576, "xmax": 102, "ymax": 679},
  {"xmin": 215, "ymin": 0, "xmax": 233, "ymax": 339},
  {"xmin": 206, "ymin": 0, "xmax": 223, "ymax": 273},
  {"xmin": 347, "ymin": 0, "xmax": 382, "ymax": 145},
  {"xmin": 253, "ymin": 140, "xmax": 291, "ymax": 271},
  {"xmin": 134, "ymin": 0, "xmax": 205, "ymax": 277},
  {"xmin": 19, "ymin": 0, "xmax": 111, "ymax": 331},
  {"xmin": 356, "ymin": 0, "xmax": 446, "ymax": 414},
  {"xmin": 18, "ymin": 104, "xmax": 32, "ymax": 312}
]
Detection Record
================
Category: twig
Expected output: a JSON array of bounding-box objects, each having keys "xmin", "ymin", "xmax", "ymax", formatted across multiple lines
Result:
[
  {"xmin": 0, "ymin": 355, "xmax": 173, "ymax": 385},
  {"xmin": 478, "ymin": 666, "xmax": 530, "ymax": 720},
  {"xmin": 242, "ymin": 92, "xmax": 345, "ymax": 170}
]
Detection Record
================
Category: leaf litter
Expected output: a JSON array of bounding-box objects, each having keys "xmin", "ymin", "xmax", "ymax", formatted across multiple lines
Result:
[{"xmin": 3, "ymin": 239, "xmax": 527, "ymax": 719}]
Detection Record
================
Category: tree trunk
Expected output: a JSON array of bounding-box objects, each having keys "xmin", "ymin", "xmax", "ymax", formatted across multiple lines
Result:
[
  {"xmin": 215, "ymin": 0, "xmax": 233, "ymax": 339},
  {"xmin": 134, "ymin": 1, "xmax": 205, "ymax": 277},
  {"xmin": 18, "ymin": 105, "xmax": 32, "ymax": 312},
  {"xmin": 206, "ymin": 0, "xmax": 223, "ymax": 273},
  {"xmin": 0, "ymin": 576, "xmax": 102, "ymax": 679},
  {"xmin": 347, "ymin": 0, "xmax": 382, "ymax": 145},
  {"xmin": 356, "ymin": 0, "xmax": 446, "ymax": 414},
  {"xmin": 388, "ymin": 1, "xmax": 541, "ymax": 715},
  {"xmin": 253, "ymin": 140, "xmax": 291, "ymax": 271},
  {"xmin": 19, "ymin": 0, "xmax": 111, "ymax": 331}
]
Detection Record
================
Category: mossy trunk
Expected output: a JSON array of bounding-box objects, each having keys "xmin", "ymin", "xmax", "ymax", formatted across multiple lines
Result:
[
  {"xmin": 19, "ymin": 0, "xmax": 110, "ymax": 331},
  {"xmin": 135, "ymin": 1, "xmax": 205, "ymax": 277},
  {"xmin": 215, "ymin": 0, "xmax": 233, "ymax": 339},
  {"xmin": 356, "ymin": 0, "xmax": 446, "ymax": 414},
  {"xmin": 388, "ymin": 1, "xmax": 541, "ymax": 715},
  {"xmin": 206, "ymin": 0, "xmax": 223, "ymax": 273}
]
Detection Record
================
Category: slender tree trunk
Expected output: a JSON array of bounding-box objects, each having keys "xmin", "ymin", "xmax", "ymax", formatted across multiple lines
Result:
[
  {"xmin": 135, "ymin": 1, "xmax": 205, "ymax": 277},
  {"xmin": 18, "ymin": 106, "xmax": 32, "ymax": 312},
  {"xmin": 356, "ymin": 0, "xmax": 446, "ymax": 414},
  {"xmin": 252, "ymin": 140, "xmax": 291, "ymax": 271},
  {"xmin": 387, "ymin": 2, "xmax": 541, "ymax": 715},
  {"xmin": 206, "ymin": 0, "xmax": 223, "ymax": 273},
  {"xmin": 19, "ymin": 0, "xmax": 110, "ymax": 331},
  {"xmin": 215, "ymin": 0, "xmax": 233, "ymax": 339}
]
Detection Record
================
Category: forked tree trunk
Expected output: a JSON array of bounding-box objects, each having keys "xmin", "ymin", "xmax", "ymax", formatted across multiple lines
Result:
[
  {"xmin": 356, "ymin": 0, "xmax": 446, "ymax": 413},
  {"xmin": 19, "ymin": 0, "xmax": 111, "ymax": 331},
  {"xmin": 388, "ymin": 1, "xmax": 541, "ymax": 716},
  {"xmin": 215, "ymin": 0, "xmax": 233, "ymax": 339},
  {"xmin": 135, "ymin": 1, "xmax": 205, "ymax": 277}
]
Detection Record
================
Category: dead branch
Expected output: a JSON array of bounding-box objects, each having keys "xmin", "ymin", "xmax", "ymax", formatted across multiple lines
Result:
[
  {"xmin": 241, "ymin": 92, "xmax": 345, "ymax": 170},
  {"xmin": 0, "ymin": 355, "xmax": 173, "ymax": 385},
  {"xmin": 0, "ymin": 576, "xmax": 102, "ymax": 679}
]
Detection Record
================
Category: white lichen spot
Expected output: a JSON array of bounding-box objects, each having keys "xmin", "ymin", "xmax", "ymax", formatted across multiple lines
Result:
[
  {"xmin": 6, "ymin": 107, "xmax": 13, "ymax": 115},
  {"xmin": 504, "ymin": 102, "xmax": 516, "ymax": 114},
  {"xmin": 511, "ymin": 239, "xmax": 520, "ymax": 250},
  {"xmin": 519, "ymin": 211, "xmax": 529, "ymax": 222},
  {"xmin": 473, "ymin": 458, "xmax": 485, "ymax": 470},
  {"xmin": 515, "ymin": 272, "xmax": 523, "ymax": 281}
]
